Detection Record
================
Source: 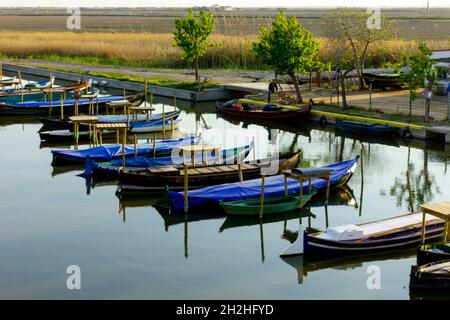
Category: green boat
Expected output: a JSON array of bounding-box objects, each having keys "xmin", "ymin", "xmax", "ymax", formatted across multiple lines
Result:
[{"xmin": 219, "ymin": 190, "xmax": 317, "ymax": 216}]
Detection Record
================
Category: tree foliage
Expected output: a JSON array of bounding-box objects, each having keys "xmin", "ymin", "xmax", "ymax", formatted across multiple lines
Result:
[
  {"xmin": 253, "ymin": 11, "xmax": 325, "ymax": 103},
  {"xmin": 323, "ymin": 8, "xmax": 395, "ymax": 89},
  {"xmin": 400, "ymin": 42, "xmax": 436, "ymax": 122},
  {"xmin": 401, "ymin": 42, "xmax": 436, "ymax": 100},
  {"xmin": 173, "ymin": 9, "xmax": 216, "ymax": 82}
]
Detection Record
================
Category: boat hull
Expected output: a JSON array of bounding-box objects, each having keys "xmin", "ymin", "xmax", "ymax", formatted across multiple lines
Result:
[
  {"xmin": 219, "ymin": 191, "xmax": 316, "ymax": 215},
  {"xmin": 410, "ymin": 261, "xmax": 450, "ymax": 291},
  {"xmin": 335, "ymin": 120, "xmax": 399, "ymax": 137},
  {"xmin": 216, "ymin": 102, "xmax": 311, "ymax": 122},
  {"xmin": 118, "ymin": 154, "xmax": 300, "ymax": 191}
]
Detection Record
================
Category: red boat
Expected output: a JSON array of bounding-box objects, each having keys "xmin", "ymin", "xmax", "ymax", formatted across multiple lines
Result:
[{"xmin": 216, "ymin": 99, "xmax": 311, "ymax": 122}]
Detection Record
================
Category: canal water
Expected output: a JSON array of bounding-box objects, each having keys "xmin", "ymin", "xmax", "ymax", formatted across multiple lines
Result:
[{"xmin": 0, "ymin": 93, "xmax": 449, "ymax": 299}]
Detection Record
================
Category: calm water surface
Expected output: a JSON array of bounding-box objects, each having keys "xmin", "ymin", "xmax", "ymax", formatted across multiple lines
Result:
[{"xmin": 0, "ymin": 96, "xmax": 449, "ymax": 299}]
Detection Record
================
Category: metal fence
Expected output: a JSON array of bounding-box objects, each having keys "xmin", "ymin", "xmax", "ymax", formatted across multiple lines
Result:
[{"xmin": 299, "ymin": 84, "xmax": 450, "ymax": 122}]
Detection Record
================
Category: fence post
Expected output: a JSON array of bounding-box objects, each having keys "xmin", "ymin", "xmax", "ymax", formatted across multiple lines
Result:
[
  {"xmin": 369, "ymin": 82, "xmax": 372, "ymax": 112},
  {"xmin": 447, "ymin": 94, "xmax": 450, "ymax": 121},
  {"xmin": 409, "ymin": 93, "xmax": 412, "ymax": 117}
]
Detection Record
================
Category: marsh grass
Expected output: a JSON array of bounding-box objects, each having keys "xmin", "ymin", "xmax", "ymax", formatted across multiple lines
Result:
[{"xmin": 1, "ymin": 31, "xmax": 450, "ymax": 70}]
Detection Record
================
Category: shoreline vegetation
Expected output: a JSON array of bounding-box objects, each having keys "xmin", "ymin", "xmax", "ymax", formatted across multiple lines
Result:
[{"xmin": 2, "ymin": 31, "xmax": 450, "ymax": 71}]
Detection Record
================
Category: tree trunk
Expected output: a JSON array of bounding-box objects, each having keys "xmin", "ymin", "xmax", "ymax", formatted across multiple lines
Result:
[
  {"xmin": 341, "ymin": 73, "xmax": 347, "ymax": 109},
  {"xmin": 194, "ymin": 57, "xmax": 199, "ymax": 83},
  {"xmin": 425, "ymin": 98, "xmax": 431, "ymax": 122},
  {"xmin": 289, "ymin": 72, "xmax": 303, "ymax": 104}
]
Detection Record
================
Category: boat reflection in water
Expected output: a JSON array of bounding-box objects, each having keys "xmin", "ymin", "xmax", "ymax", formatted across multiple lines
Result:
[
  {"xmin": 281, "ymin": 248, "xmax": 416, "ymax": 285},
  {"xmin": 115, "ymin": 185, "xmax": 357, "ymax": 261}
]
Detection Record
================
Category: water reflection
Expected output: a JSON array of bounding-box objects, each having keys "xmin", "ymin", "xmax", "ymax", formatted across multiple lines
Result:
[
  {"xmin": 389, "ymin": 148, "xmax": 441, "ymax": 211},
  {"xmin": 2, "ymin": 87, "xmax": 450, "ymax": 299}
]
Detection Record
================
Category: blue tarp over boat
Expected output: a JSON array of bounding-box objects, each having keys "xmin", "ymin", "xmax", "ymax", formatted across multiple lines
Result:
[
  {"xmin": 52, "ymin": 135, "xmax": 200, "ymax": 164},
  {"xmin": 13, "ymin": 95, "xmax": 123, "ymax": 108},
  {"xmin": 85, "ymin": 142, "xmax": 253, "ymax": 175},
  {"xmin": 169, "ymin": 157, "xmax": 359, "ymax": 211}
]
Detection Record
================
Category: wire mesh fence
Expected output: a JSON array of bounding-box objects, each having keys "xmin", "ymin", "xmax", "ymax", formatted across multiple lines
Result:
[{"xmin": 294, "ymin": 78, "xmax": 450, "ymax": 122}]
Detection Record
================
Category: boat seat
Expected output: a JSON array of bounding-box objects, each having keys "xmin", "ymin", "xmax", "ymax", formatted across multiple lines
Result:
[{"xmin": 146, "ymin": 166, "xmax": 178, "ymax": 174}]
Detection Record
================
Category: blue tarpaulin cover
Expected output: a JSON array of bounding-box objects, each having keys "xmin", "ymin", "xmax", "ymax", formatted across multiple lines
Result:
[
  {"xmin": 169, "ymin": 157, "xmax": 359, "ymax": 211},
  {"xmin": 12, "ymin": 95, "xmax": 123, "ymax": 108},
  {"xmin": 52, "ymin": 135, "xmax": 200, "ymax": 162},
  {"xmin": 86, "ymin": 143, "xmax": 252, "ymax": 175}
]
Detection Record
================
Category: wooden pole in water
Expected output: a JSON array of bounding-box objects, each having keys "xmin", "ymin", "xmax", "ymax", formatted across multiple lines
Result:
[
  {"xmin": 123, "ymin": 88, "xmax": 126, "ymax": 100},
  {"xmin": 259, "ymin": 175, "xmax": 265, "ymax": 219},
  {"xmin": 238, "ymin": 163, "xmax": 243, "ymax": 182},
  {"xmin": 18, "ymin": 70, "xmax": 23, "ymax": 102},
  {"xmin": 150, "ymin": 92, "xmax": 153, "ymax": 106},
  {"xmin": 162, "ymin": 104, "xmax": 166, "ymax": 140},
  {"xmin": 60, "ymin": 94, "xmax": 64, "ymax": 120},
  {"xmin": 359, "ymin": 144, "xmax": 365, "ymax": 217},
  {"xmin": 153, "ymin": 133, "xmax": 156, "ymax": 158},
  {"xmin": 48, "ymin": 88, "xmax": 52, "ymax": 116},
  {"xmin": 171, "ymin": 117, "xmax": 174, "ymax": 135},
  {"xmin": 184, "ymin": 163, "xmax": 189, "ymax": 213},
  {"xmin": 122, "ymin": 128, "xmax": 127, "ymax": 170},
  {"xmin": 421, "ymin": 211, "xmax": 427, "ymax": 244},
  {"xmin": 252, "ymin": 137, "xmax": 256, "ymax": 161},
  {"xmin": 259, "ymin": 220, "xmax": 265, "ymax": 263},
  {"xmin": 134, "ymin": 134, "xmax": 137, "ymax": 157},
  {"xmin": 144, "ymin": 80, "xmax": 148, "ymax": 107},
  {"xmin": 173, "ymin": 96, "xmax": 176, "ymax": 107},
  {"xmin": 74, "ymin": 92, "xmax": 79, "ymax": 116}
]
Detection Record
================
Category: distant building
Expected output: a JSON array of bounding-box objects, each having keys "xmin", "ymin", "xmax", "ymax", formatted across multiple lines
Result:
[{"xmin": 431, "ymin": 49, "xmax": 450, "ymax": 95}]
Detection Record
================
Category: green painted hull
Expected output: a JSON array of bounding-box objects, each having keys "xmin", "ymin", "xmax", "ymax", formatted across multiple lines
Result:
[{"xmin": 219, "ymin": 191, "xmax": 317, "ymax": 216}]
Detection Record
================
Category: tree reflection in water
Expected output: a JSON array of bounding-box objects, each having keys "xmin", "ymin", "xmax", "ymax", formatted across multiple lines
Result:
[{"xmin": 389, "ymin": 148, "xmax": 440, "ymax": 211}]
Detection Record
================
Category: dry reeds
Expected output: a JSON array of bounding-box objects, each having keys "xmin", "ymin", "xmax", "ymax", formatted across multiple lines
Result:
[{"xmin": 0, "ymin": 31, "xmax": 448, "ymax": 70}]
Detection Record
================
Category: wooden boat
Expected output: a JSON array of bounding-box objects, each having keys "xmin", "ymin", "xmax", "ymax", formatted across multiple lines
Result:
[
  {"xmin": 0, "ymin": 92, "xmax": 137, "ymax": 116},
  {"xmin": 362, "ymin": 72, "xmax": 403, "ymax": 90},
  {"xmin": 51, "ymin": 135, "xmax": 200, "ymax": 165},
  {"xmin": 85, "ymin": 143, "xmax": 253, "ymax": 178},
  {"xmin": 0, "ymin": 82, "xmax": 89, "ymax": 104},
  {"xmin": 410, "ymin": 260, "xmax": 450, "ymax": 291},
  {"xmin": 169, "ymin": 157, "xmax": 358, "ymax": 211},
  {"xmin": 216, "ymin": 99, "xmax": 311, "ymax": 122},
  {"xmin": 335, "ymin": 120, "xmax": 400, "ymax": 137},
  {"xmin": 220, "ymin": 191, "xmax": 317, "ymax": 216},
  {"xmin": 39, "ymin": 118, "xmax": 182, "ymax": 142},
  {"xmin": 39, "ymin": 109, "xmax": 178, "ymax": 131},
  {"xmin": 280, "ymin": 212, "xmax": 445, "ymax": 257},
  {"xmin": 118, "ymin": 152, "xmax": 302, "ymax": 191},
  {"xmin": 38, "ymin": 93, "xmax": 147, "ymax": 129},
  {"xmin": 217, "ymin": 112, "xmax": 312, "ymax": 137},
  {"xmin": 417, "ymin": 243, "xmax": 450, "ymax": 266}
]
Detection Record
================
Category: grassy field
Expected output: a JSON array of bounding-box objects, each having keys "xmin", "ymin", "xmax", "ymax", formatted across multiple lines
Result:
[
  {"xmin": 1, "ymin": 31, "xmax": 450, "ymax": 70},
  {"xmin": 2, "ymin": 7, "xmax": 450, "ymax": 70}
]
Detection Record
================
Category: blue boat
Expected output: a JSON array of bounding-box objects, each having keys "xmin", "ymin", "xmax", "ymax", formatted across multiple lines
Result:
[
  {"xmin": 169, "ymin": 157, "xmax": 359, "ymax": 211},
  {"xmin": 51, "ymin": 135, "xmax": 200, "ymax": 165},
  {"xmin": 0, "ymin": 95, "xmax": 125, "ymax": 116},
  {"xmin": 84, "ymin": 142, "xmax": 254, "ymax": 177},
  {"xmin": 39, "ymin": 110, "xmax": 181, "ymax": 130},
  {"xmin": 40, "ymin": 118, "xmax": 182, "ymax": 142},
  {"xmin": 335, "ymin": 120, "xmax": 400, "ymax": 137}
]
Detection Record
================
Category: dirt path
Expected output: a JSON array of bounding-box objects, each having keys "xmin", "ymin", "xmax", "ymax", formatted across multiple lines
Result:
[{"xmin": 0, "ymin": 58, "xmax": 274, "ymax": 84}]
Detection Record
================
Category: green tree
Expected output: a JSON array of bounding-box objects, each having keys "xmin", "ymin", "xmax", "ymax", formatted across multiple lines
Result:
[
  {"xmin": 253, "ymin": 11, "xmax": 324, "ymax": 103},
  {"xmin": 401, "ymin": 42, "xmax": 436, "ymax": 122},
  {"xmin": 323, "ymin": 9, "xmax": 395, "ymax": 90},
  {"xmin": 173, "ymin": 9, "xmax": 216, "ymax": 83}
]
